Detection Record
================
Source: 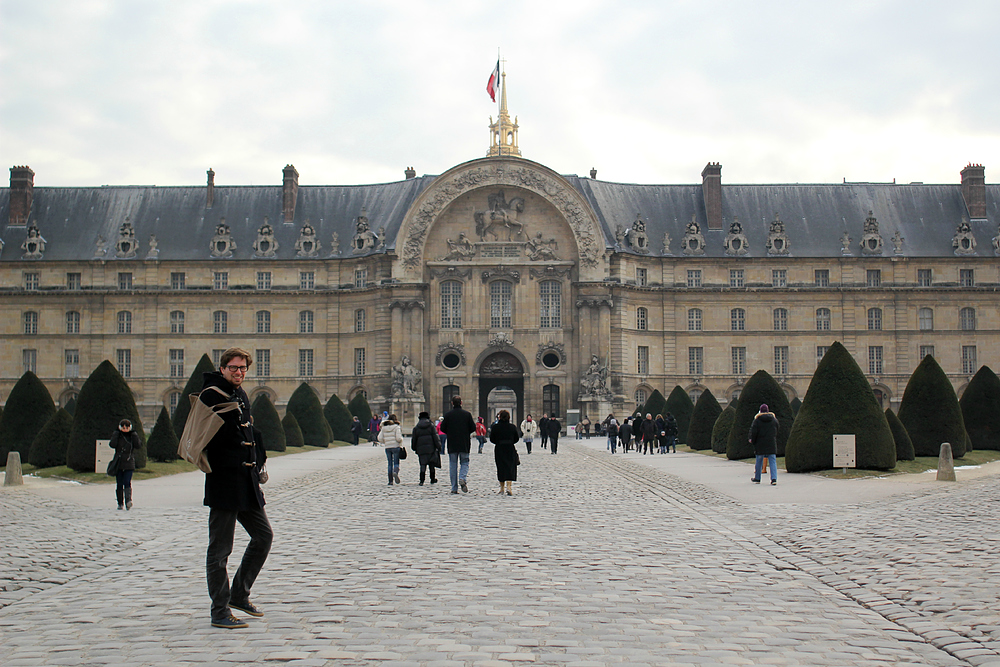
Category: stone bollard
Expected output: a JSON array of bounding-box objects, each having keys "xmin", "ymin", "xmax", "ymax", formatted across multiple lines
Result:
[
  {"xmin": 4, "ymin": 451, "xmax": 24, "ymax": 486},
  {"xmin": 936, "ymin": 442, "xmax": 956, "ymax": 482}
]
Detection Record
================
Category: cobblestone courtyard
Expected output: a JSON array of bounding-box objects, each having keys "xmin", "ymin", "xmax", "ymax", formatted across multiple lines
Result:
[{"xmin": 2, "ymin": 443, "xmax": 999, "ymax": 667}]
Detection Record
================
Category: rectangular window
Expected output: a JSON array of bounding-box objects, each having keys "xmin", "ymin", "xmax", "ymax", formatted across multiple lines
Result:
[
  {"xmin": 636, "ymin": 268, "xmax": 647, "ymax": 287},
  {"xmin": 687, "ymin": 308, "xmax": 702, "ymax": 331},
  {"xmin": 24, "ymin": 311, "xmax": 39, "ymax": 335},
  {"xmin": 772, "ymin": 269, "xmax": 787, "ymax": 287},
  {"xmin": 22, "ymin": 349, "xmax": 37, "ymax": 374},
  {"xmin": 300, "ymin": 349, "xmax": 315, "ymax": 377},
  {"xmin": 917, "ymin": 269, "xmax": 932, "ymax": 287},
  {"xmin": 256, "ymin": 349, "xmax": 271, "ymax": 377},
  {"xmin": 732, "ymin": 347, "xmax": 746, "ymax": 375},
  {"xmin": 300, "ymin": 310, "xmax": 314, "ymax": 334},
  {"xmin": 256, "ymin": 311, "xmax": 271, "ymax": 334},
  {"xmin": 441, "ymin": 281, "xmax": 462, "ymax": 329},
  {"xmin": 686, "ymin": 270, "xmax": 702, "ymax": 288},
  {"xmin": 866, "ymin": 269, "xmax": 881, "ymax": 287},
  {"xmin": 729, "ymin": 269, "xmax": 744, "ymax": 288},
  {"xmin": 170, "ymin": 310, "xmax": 185, "ymax": 334},
  {"xmin": 170, "ymin": 272, "xmax": 186, "ymax": 289},
  {"xmin": 354, "ymin": 309, "xmax": 366, "ymax": 333},
  {"xmin": 490, "ymin": 281, "xmax": 513, "ymax": 328},
  {"xmin": 169, "ymin": 349, "xmax": 184, "ymax": 378},
  {"xmin": 118, "ymin": 272, "xmax": 133, "ymax": 290},
  {"xmin": 24, "ymin": 272, "xmax": 40, "ymax": 290},
  {"xmin": 65, "ymin": 349, "xmax": 80, "ymax": 378},
  {"xmin": 814, "ymin": 269, "xmax": 830, "ymax": 287},
  {"xmin": 731, "ymin": 308, "xmax": 745, "ymax": 331},
  {"xmin": 688, "ymin": 347, "xmax": 703, "ymax": 375},
  {"xmin": 66, "ymin": 272, "xmax": 81, "ymax": 290},
  {"xmin": 213, "ymin": 311, "xmax": 227, "ymax": 334},
  {"xmin": 868, "ymin": 346, "xmax": 883, "ymax": 375},
  {"xmin": 542, "ymin": 384, "xmax": 560, "ymax": 419},
  {"xmin": 637, "ymin": 346, "xmax": 649, "ymax": 375},
  {"xmin": 962, "ymin": 346, "xmax": 977, "ymax": 375},
  {"xmin": 539, "ymin": 281, "xmax": 561, "ymax": 328},
  {"xmin": 773, "ymin": 308, "xmax": 788, "ymax": 331},
  {"xmin": 919, "ymin": 345, "xmax": 935, "ymax": 360},
  {"xmin": 256, "ymin": 271, "xmax": 272, "ymax": 290},
  {"xmin": 213, "ymin": 272, "xmax": 228, "ymax": 290},
  {"xmin": 960, "ymin": 269, "xmax": 975, "ymax": 287},
  {"xmin": 117, "ymin": 349, "xmax": 132, "ymax": 378},
  {"xmin": 353, "ymin": 348, "xmax": 365, "ymax": 376},
  {"xmin": 355, "ymin": 268, "xmax": 368, "ymax": 288},
  {"xmin": 817, "ymin": 346, "xmax": 830, "ymax": 365},
  {"xmin": 212, "ymin": 349, "xmax": 225, "ymax": 367},
  {"xmin": 636, "ymin": 307, "xmax": 648, "ymax": 331},
  {"xmin": 67, "ymin": 311, "xmax": 82, "ymax": 334},
  {"xmin": 117, "ymin": 311, "xmax": 132, "ymax": 334},
  {"xmin": 774, "ymin": 346, "xmax": 789, "ymax": 375},
  {"xmin": 299, "ymin": 271, "xmax": 315, "ymax": 290}
]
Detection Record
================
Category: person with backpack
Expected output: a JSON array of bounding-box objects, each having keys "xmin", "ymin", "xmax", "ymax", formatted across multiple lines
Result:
[{"xmin": 606, "ymin": 417, "xmax": 619, "ymax": 453}]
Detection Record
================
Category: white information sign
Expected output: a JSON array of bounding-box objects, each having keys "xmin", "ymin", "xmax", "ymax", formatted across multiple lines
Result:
[
  {"xmin": 95, "ymin": 439, "xmax": 114, "ymax": 473},
  {"xmin": 833, "ymin": 434, "xmax": 856, "ymax": 468}
]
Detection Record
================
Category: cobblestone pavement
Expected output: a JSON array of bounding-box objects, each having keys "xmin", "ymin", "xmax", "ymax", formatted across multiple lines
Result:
[{"xmin": 2, "ymin": 443, "xmax": 999, "ymax": 667}]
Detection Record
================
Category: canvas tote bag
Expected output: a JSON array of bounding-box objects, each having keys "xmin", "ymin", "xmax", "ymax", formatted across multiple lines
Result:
[{"xmin": 177, "ymin": 386, "xmax": 239, "ymax": 473}]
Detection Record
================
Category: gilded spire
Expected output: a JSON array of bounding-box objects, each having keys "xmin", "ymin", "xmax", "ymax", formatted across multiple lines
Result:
[{"xmin": 488, "ymin": 71, "xmax": 521, "ymax": 157}]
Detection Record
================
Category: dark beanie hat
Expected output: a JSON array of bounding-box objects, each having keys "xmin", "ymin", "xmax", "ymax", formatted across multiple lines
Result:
[
  {"xmin": 419, "ymin": 411, "xmax": 430, "ymax": 419},
  {"xmin": 759, "ymin": 404, "xmax": 768, "ymax": 413}
]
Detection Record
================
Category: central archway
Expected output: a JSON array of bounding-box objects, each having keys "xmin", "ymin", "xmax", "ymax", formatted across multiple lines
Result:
[{"xmin": 478, "ymin": 352, "xmax": 524, "ymax": 426}]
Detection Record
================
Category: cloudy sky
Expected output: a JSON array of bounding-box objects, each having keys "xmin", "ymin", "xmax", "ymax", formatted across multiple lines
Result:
[{"xmin": 2, "ymin": 0, "xmax": 998, "ymax": 188}]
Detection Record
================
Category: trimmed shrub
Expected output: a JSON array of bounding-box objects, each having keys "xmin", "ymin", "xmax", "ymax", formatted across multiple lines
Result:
[
  {"xmin": 66, "ymin": 360, "xmax": 146, "ymax": 472},
  {"xmin": 726, "ymin": 370, "xmax": 794, "ymax": 460},
  {"xmin": 785, "ymin": 342, "xmax": 896, "ymax": 472},
  {"xmin": 898, "ymin": 355, "xmax": 968, "ymax": 458},
  {"xmin": 885, "ymin": 408, "xmax": 915, "ymax": 461},
  {"xmin": 960, "ymin": 366, "xmax": 1000, "ymax": 451},
  {"xmin": 790, "ymin": 397, "xmax": 802, "ymax": 417},
  {"xmin": 324, "ymin": 394, "xmax": 354, "ymax": 443},
  {"xmin": 641, "ymin": 389, "xmax": 667, "ymax": 422},
  {"xmin": 0, "ymin": 371, "xmax": 56, "ymax": 462},
  {"xmin": 146, "ymin": 406, "xmax": 180, "ymax": 462},
  {"xmin": 287, "ymin": 383, "xmax": 332, "ymax": 447},
  {"xmin": 665, "ymin": 386, "xmax": 695, "ymax": 444},
  {"xmin": 173, "ymin": 354, "xmax": 217, "ymax": 439},
  {"xmin": 63, "ymin": 396, "xmax": 77, "ymax": 416},
  {"xmin": 27, "ymin": 408, "xmax": 73, "ymax": 469},
  {"xmin": 251, "ymin": 394, "xmax": 286, "ymax": 452},
  {"xmin": 728, "ymin": 395, "xmax": 739, "ymax": 412},
  {"xmin": 687, "ymin": 389, "xmax": 722, "ymax": 451},
  {"xmin": 711, "ymin": 406, "xmax": 736, "ymax": 454},
  {"xmin": 348, "ymin": 393, "xmax": 374, "ymax": 439},
  {"xmin": 282, "ymin": 412, "xmax": 304, "ymax": 449}
]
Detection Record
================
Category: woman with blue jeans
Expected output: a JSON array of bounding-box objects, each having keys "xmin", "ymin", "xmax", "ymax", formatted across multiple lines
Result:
[
  {"xmin": 109, "ymin": 419, "xmax": 139, "ymax": 509},
  {"xmin": 378, "ymin": 414, "xmax": 404, "ymax": 486},
  {"xmin": 749, "ymin": 404, "xmax": 779, "ymax": 485}
]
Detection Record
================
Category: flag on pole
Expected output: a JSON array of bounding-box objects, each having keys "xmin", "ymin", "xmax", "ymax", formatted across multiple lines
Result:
[{"xmin": 486, "ymin": 60, "xmax": 500, "ymax": 102}]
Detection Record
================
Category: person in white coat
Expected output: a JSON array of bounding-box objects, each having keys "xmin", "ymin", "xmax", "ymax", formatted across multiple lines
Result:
[
  {"xmin": 519, "ymin": 414, "xmax": 537, "ymax": 454},
  {"xmin": 377, "ymin": 414, "xmax": 404, "ymax": 486}
]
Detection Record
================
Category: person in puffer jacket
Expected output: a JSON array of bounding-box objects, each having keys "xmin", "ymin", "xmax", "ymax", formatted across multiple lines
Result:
[
  {"xmin": 520, "ymin": 414, "xmax": 537, "ymax": 454},
  {"xmin": 410, "ymin": 411, "xmax": 440, "ymax": 485},
  {"xmin": 377, "ymin": 414, "xmax": 404, "ymax": 486}
]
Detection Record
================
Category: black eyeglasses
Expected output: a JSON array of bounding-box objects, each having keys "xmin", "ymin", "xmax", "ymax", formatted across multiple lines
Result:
[{"xmin": 224, "ymin": 365, "xmax": 248, "ymax": 373}]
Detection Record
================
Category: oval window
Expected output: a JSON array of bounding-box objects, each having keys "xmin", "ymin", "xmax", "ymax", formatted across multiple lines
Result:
[
  {"xmin": 542, "ymin": 352, "xmax": 560, "ymax": 369},
  {"xmin": 442, "ymin": 353, "xmax": 461, "ymax": 369}
]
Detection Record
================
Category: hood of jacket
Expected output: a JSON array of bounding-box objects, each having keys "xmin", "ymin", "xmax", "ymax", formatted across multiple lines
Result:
[{"xmin": 754, "ymin": 411, "xmax": 776, "ymax": 423}]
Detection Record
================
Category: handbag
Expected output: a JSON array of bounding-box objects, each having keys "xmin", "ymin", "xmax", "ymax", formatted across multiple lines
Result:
[
  {"xmin": 258, "ymin": 464, "xmax": 268, "ymax": 484},
  {"xmin": 398, "ymin": 446, "xmax": 407, "ymax": 460},
  {"xmin": 106, "ymin": 454, "xmax": 120, "ymax": 477}
]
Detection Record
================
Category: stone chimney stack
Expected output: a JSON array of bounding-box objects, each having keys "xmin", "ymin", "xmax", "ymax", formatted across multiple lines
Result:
[
  {"xmin": 282, "ymin": 164, "xmax": 299, "ymax": 223},
  {"xmin": 206, "ymin": 168, "xmax": 215, "ymax": 209},
  {"xmin": 9, "ymin": 166, "xmax": 35, "ymax": 225},
  {"xmin": 701, "ymin": 162, "xmax": 722, "ymax": 230},
  {"xmin": 590, "ymin": 168, "xmax": 597, "ymax": 179},
  {"xmin": 961, "ymin": 164, "xmax": 986, "ymax": 219},
  {"xmin": 404, "ymin": 166, "xmax": 416, "ymax": 180}
]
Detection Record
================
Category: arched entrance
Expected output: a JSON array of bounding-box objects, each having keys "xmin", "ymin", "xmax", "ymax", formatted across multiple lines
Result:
[{"xmin": 478, "ymin": 352, "xmax": 524, "ymax": 425}]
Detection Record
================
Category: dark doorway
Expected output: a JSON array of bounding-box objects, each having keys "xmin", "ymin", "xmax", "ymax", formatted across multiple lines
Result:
[{"xmin": 478, "ymin": 352, "xmax": 524, "ymax": 425}]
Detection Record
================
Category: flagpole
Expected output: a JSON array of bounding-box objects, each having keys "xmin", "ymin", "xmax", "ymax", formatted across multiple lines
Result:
[{"xmin": 497, "ymin": 47, "xmax": 502, "ymax": 155}]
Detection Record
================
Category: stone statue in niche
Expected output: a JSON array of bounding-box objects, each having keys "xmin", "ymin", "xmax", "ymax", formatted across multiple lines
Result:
[
  {"xmin": 859, "ymin": 211, "xmax": 884, "ymax": 255},
  {"xmin": 723, "ymin": 217, "xmax": 750, "ymax": 256},
  {"xmin": 21, "ymin": 224, "xmax": 46, "ymax": 259},
  {"xmin": 626, "ymin": 213, "xmax": 650, "ymax": 254},
  {"xmin": 474, "ymin": 190, "xmax": 525, "ymax": 241},
  {"xmin": 330, "ymin": 231, "xmax": 340, "ymax": 256},
  {"xmin": 840, "ymin": 232, "xmax": 853, "ymax": 255},
  {"xmin": 146, "ymin": 235, "xmax": 159, "ymax": 259},
  {"xmin": 615, "ymin": 224, "xmax": 627, "ymax": 247},
  {"xmin": 390, "ymin": 355, "xmax": 422, "ymax": 398},
  {"xmin": 680, "ymin": 216, "xmax": 706, "ymax": 256},
  {"xmin": 952, "ymin": 220, "xmax": 977, "ymax": 255},
  {"xmin": 210, "ymin": 219, "xmax": 236, "ymax": 258},
  {"xmin": 295, "ymin": 221, "xmax": 322, "ymax": 257},
  {"xmin": 661, "ymin": 231, "xmax": 672, "ymax": 255},
  {"xmin": 253, "ymin": 218, "xmax": 279, "ymax": 257},
  {"xmin": 439, "ymin": 232, "xmax": 476, "ymax": 261},
  {"xmin": 351, "ymin": 209, "xmax": 378, "ymax": 254},
  {"xmin": 891, "ymin": 230, "xmax": 905, "ymax": 255},
  {"xmin": 766, "ymin": 213, "xmax": 791, "ymax": 255},
  {"xmin": 525, "ymin": 231, "xmax": 559, "ymax": 260},
  {"xmin": 114, "ymin": 219, "xmax": 137, "ymax": 258},
  {"xmin": 580, "ymin": 354, "xmax": 610, "ymax": 397}
]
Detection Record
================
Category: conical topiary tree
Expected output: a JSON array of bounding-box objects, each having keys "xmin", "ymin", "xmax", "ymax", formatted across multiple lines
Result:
[
  {"xmin": 784, "ymin": 342, "xmax": 896, "ymax": 472},
  {"xmin": 27, "ymin": 408, "xmax": 73, "ymax": 469},
  {"xmin": 726, "ymin": 370, "xmax": 794, "ymax": 460},
  {"xmin": 0, "ymin": 371, "xmax": 56, "ymax": 462},
  {"xmin": 885, "ymin": 407, "xmax": 915, "ymax": 461},
  {"xmin": 173, "ymin": 354, "xmax": 217, "ymax": 439},
  {"xmin": 665, "ymin": 386, "xmax": 695, "ymax": 444},
  {"xmin": 641, "ymin": 389, "xmax": 667, "ymax": 421},
  {"xmin": 711, "ymin": 405, "xmax": 736, "ymax": 454},
  {"xmin": 324, "ymin": 394, "xmax": 354, "ymax": 443},
  {"xmin": 287, "ymin": 383, "xmax": 332, "ymax": 448},
  {"xmin": 790, "ymin": 397, "xmax": 802, "ymax": 417},
  {"xmin": 728, "ymin": 395, "xmax": 739, "ymax": 412},
  {"xmin": 898, "ymin": 355, "xmax": 968, "ymax": 458},
  {"xmin": 348, "ymin": 393, "xmax": 374, "ymax": 439},
  {"xmin": 282, "ymin": 411, "xmax": 304, "ymax": 449},
  {"xmin": 960, "ymin": 366, "xmax": 1000, "ymax": 451},
  {"xmin": 251, "ymin": 394, "xmax": 286, "ymax": 452},
  {"xmin": 146, "ymin": 406, "xmax": 180, "ymax": 462},
  {"xmin": 63, "ymin": 396, "xmax": 77, "ymax": 416},
  {"xmin": 687, "ymin": 389, "xmax": 722, "ymax": 451},
  {"xmin": 66, "ymin": 360, "xmax": 146, "ymax": 472}
]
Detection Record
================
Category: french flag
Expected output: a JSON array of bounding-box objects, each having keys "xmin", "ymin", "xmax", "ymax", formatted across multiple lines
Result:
[{"xmin": 486, "ymin": 60, "xmax": 500, "ymax": 102}]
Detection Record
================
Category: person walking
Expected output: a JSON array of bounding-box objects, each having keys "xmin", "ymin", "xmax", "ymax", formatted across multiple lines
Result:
[
  {"xmin": 436, "ymin": 417, "xmax": 448, "ymax": 456},
  {"xmin": 520, "ymin": 414, "xmax": 537, "ymax": 454},
  {"xmin": 475, "ymin": 417, "xmax": 487, "ymax": 454},
  {"xmin": 632, "ymin": 413, "xmax": 644, "ymax": 453},
  {"xmin": 201, "ymin": 347, "xmax": 272, "ymax": 629},
  {"xmin": 109, "ymin": 419, "xmax": 139, "ymax": 510},
  {"xmin": 538, "ymin": 414, "xmax": 549, "ymax": 450},
  {"xmin": 545, "ymin": 414, "xmax": 562, "ymax": 454},
  {"xmin": 491, "ymin": 410, "xmax": 521, "ymax": 495},
  {"xmin": 619, "ymin": 417, "xmax": 632, "ymax": 453},
  {"xmin": 410, "ymin": 411, "xmax": 440, "ymax": 486},
  {"xmin": 664, "ymin": 412, "xmax": 678, "ymax": 453},
  {"xmin": 749, "ymin": 404, "xmax": 779, "ymax": 485},
  {"xmin": 642, "ymin": 413, "xmax": 656, "ymax": 455},
  {"xmin": 378, "ymin": 413, "xmax": 404, "ymax": 486},
  {"xmin": 441, "ymin": 396, "xmax": 476, "ymax": 494},
  {"xmin": 367, "ymin": 414, "xmax": 381, "ymax": 445},
  {"xmin": 606, "ymin": 417, "xmax": 619, "ymax": 453},
  {"xmin": 350, "ymin": 416, "xmax": 363, "ymax": 446},
  {"xmin": 655, "ymin": 414, "xmax": 668, "ymax": 454}
]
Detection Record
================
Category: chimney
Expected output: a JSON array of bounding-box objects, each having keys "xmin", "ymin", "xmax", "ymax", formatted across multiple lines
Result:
[
  {"xmin": 282, "ymin": 164, "xmax": 299, "ymax": 223},
  {"xmin": 590, "ymin": 168, "xmax": 597, "ymax": 179},
  {"xmin": 9, "ymin": 166, "xmax": 35, "ymax": 225},
  {"xmin": 206, "ymin": 168, "xmax": 215, "ymax": 209},
  {"xmin": 701, "ymin": 162, "xmax": 722, "ymax": 230},
  {"xmin": 404, "ymin": 166, "xmax": 416, "ymax": 180},
  {"xmin": 961, "ymin": 164, "xmax": 986, "ymax": 219}
]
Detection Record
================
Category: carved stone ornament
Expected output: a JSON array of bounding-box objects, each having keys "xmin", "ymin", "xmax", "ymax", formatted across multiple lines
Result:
[
  {"xmin": 390, "ymin": 355, "xmax": 422, "ymax": 398},
  {"xmin": 94, "ymin": 235, "xmax": 108, "ymax": 258},
  {"xmin": 615, "ymin": 224, "xmax": 627, "ymax": 246},
  {"xmin": 330, "ymin": 231, "xmax": 340, "ymax": 256},
  {"xmin": 481, "ymin": 266, "xmax": 521, "ymax": 283},
  {"xmin": 146, "ymin": 235, "xmax": 159, "ymax": 259},
  {"xmin": 625, "ymin": 213, "xmax": 650, "ymax": 254},
  {"xmin": 430, "ymin": 266, "xmax": 472, "ymax": 280},
  {"xmin": 661, "ymin": 231, "xmax": 672, "ymax": 256},
  {"xmin": 438, "ymin": 232, "xmax": 477, "ymax": 261},
  {"xmin": 529, "ymin": 265, "xmax": 571, "ymax": 280},
  {"xmin": 487, "ymin": 332, "xmax": 514, "ymax": 350},
  {"xmin": 400, "ymin": 163, "xmax": 602, "ymax": 269},
  {"xmin": 680, "ymin": 216, "xmax": 706, "ymax": 256},
  {"xmin": 766, "ymin": 213, "xmax": 791, "ymax": 256},
  {"xmin": 389, "ymin": 299, "xmax": 425, "ymax": 311},
  {"xmin": 210, "ymin": 219, "xmax": 237, "ymax": 258},
  {"xmin": 723, "ymin": 217, "xmax": 750, "ymax": 256},
  {"xmin": 21, "ymin": 224, "xmax": 47, "ymax": 259},
  {"xmin": 253, "ymin": 218, "xmax": 279, "ymax": 257},
  {"xmin": 376, "ymin": 226, "xmax": 386, "ymax": 251},
  {"xmin": 576, "ymin": 297, "xmax": 613, "ymax": 309},
  {"xmin": 580, "ymin": 354, "xmax": 611, "ymax": 398},
  {"xmin": 525, "ymin": 231, "xmax": 559, "ymax": 260},
  {"xmin": 435, "ymin": 342, "xmax": 467, "ymax": 367},
  {"xmin": 535, "ymin": 342, "xmax": 567, "ymax": 366},
  {"xmin": 480, "ymin": 351, "xmax": 522, "ymax": 375},
  {"xmin": 952, "ymin": 220, "xmax": 977, "ymax": 256},
  {"xmin": 351, "ymin": 209, "xmax": 378, "ymax": 254},
  {"xmin": 840, "ymin": 232, "xmax": 853, "ymax": 255},
  {"xmin": 992, "ymin": 225, "xmax": 1000, "ymax": 256},
  {"xmin": 891, "ymin": 230, "xmax": 905, "ymax": 255},
  {"xmin": 114, "ymin": 219, "xmax": 137, "ymax": 258},
  {"xmin": 475, "ymin": 190, "xmax": 525, "ymax": 241},
  {"xmin": 295, "ymin": 221, "xmax": 322, "ymax": 258},
  {"xmin": 859, "ymin": 211, "xmax": 884, "ymax": 255}
]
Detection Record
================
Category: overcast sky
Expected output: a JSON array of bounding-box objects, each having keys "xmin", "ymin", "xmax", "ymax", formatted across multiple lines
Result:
[{"xmin": 2, "ymin": 0, "xmax": 998, "ymax": 188}]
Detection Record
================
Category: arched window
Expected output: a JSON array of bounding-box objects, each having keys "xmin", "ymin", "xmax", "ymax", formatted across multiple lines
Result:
[
  {"xmin": 816, "ymin": 308, "xmax": 831, "ymax": 331},
  {"xmin": 299, "ymin": 310, "xmax": 314, "ymax": 334},
  {"xmin": 170, "ymin": 310, "xmax": 185, "ymax": 334},
  {"xmin": 918, "ymin": 307, "xmax": 933, "ymax": 331},
  {"xmin": 867, "ymin": 307, "xmax": 882, "ymax": 331},
  {"xmin": 168, "ymin": 391, "xmax": 182, "ymax": 417},
  {"xmin": 688, "ymin": 308, "xmax": 702, "ymax": 331},
  {"xmin": 960, "ymin": 307, "xmax": 976, "ymax": 331},
  {"xmin": 23, "ymin": 311, "xmax": 38, "ymax": 335},
  {"xmin": 634, "ymin": 388, "xmax": 648, "ymax": 407},
  {"xmin": 489, "ymin": 281, "xmax": 512, "ymax": 328},
  {"xmin": 636, "ymin": 307, "xmax": 648, "ymax": 331},
  {"xmin": 731, "ymin": 308, "xmax": 745, "ymax": 331},
  {"xmin": 441, "ymin": 281, "xmax": 462, "ymax": 329},
  {"xmin": 117, "ymin": 310, "xmax": 132, "ymax": 334},
  {"xmin": 540, "ymin": 281, "xmax": 561, "ymax": 328},
  {"xmin": 773, "ymin": 308, "xmax": 788, "ymax": 331},
  {"xmin": 355, "ymin": 309, "xmax": 366, "ymax": 333},
  {"xmin": 66, "ymin": 311, "xmax": 81, "ymax": 334},
  {"xmin": 256, "ymin": 310, "xmax": 271, "ymax": 334},
  {"xmin": 688, "ymin": 388, "xmax": 703, "ymax": 404},
  {"xmin": 213, "ymin": 310, "xmax": 228, "ymax": 334}
]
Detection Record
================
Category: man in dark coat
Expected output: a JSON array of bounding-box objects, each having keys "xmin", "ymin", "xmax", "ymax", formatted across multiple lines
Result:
[
  {"xmin": 411, "ymin": 411, "xmax": 441, "ymax": 485},
  {"xmin": 545, "ymin": 414, "xmax": 562, "ymax": 454},
  {"xmin": 202, "ymin": 347, "xmax": 272, "ymax": 629},
  {"xmin": 350, "ymin": 416, "xmax": 363, "ymax": 446},
  {"xmin": 641, "ymin": 413, "xmax": 657, "ymax": 455},
  {"xmin": 440, "ymin": 396, "xmax": 476, "ymax": 494},
  {"xmin": 538, "ymin": 414, "xmax": 549, "ymax": 450},
  {"xmin": 749, "ymin": 403, "xmax": 779, "ymax": 485},
  {"xmin": 632, "ymin": 413, "xmax": 645, "ymax": 453},
  {"xmin": 619, "ymin": 418, "xmax": 632, "ymax": 453}
]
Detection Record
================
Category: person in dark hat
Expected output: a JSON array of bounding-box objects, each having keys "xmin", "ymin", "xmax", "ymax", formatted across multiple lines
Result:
[
  {"xmin": 410, "ymin": 411, "xmax": 441, "ymax": 486},
  {"xmin": 749, "ymin": 404, "xmax": 779, "ymax": 485}
]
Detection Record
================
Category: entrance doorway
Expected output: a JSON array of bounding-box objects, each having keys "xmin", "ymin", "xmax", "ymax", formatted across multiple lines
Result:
[{"xmin": 478, "ymin": 352, "xmax": 524, "ymax": 425}]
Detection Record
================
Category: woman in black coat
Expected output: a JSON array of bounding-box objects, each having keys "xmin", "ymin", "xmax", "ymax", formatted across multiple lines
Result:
[
  {"xmin": 489, "ymin": 410, "xmax": 521, "ymax": 495},
  {"xmin": 109, "ymin": 419, "xmax": 139, "ymax": 510},
  {"xmin": 410, "ymin": 411, "xmax": 441, "ymax": 485}
]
